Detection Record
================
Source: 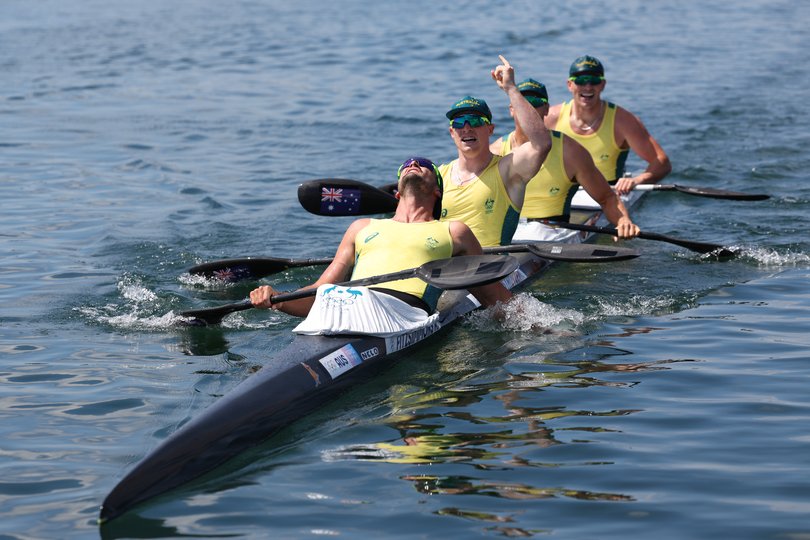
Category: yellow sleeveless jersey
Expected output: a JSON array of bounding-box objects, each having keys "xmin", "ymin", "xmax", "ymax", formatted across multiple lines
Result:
[
  {"xmin": 555, "ymin": 100, "xmax": 628, "ymax": 182},
  {"xmin": 438, "ymin": 155, "xmax": 520, "ymax": 247},
  {"xmin": 352, "ymin": 219, "xmax": 453, "ymax": 310},
  {"xmin": 498, "ymin": 130, "xmax": 576, "ymax": 219}
]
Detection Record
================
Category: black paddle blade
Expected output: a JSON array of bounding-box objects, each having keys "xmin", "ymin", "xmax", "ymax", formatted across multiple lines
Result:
[
  {"xmin": 483, "ymin": 242, "xmax": 639, "ymax": 262},
  {"xmin": 636, "ymin": 230, "xmax": 737, "ymax": 257},
  {"xmin": 179, "ymin": 300, "xmax": 253, "ymax": 326},
  {"xmin": 298, "ymin": 179, "xmax": 398, "ymax": 216},
  {"xmin": 187, "ymin": 257, "xmax": 333, "ymax": 282},
  {"xmin": 671, "ymin": 184, "xmax": 770, "ymax": 201},
  {"xmin": 415, "ymin": 254, "xmax": 518, "ymax": 289},
  {"xmin": 525, "ymin": 243, "xmax": 639, "ymax": 262}
]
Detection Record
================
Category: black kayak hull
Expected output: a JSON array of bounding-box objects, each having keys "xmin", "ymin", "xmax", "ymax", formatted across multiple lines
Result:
[{"xmin": 99, "ymin": 194, "xmax": 642, "ymax": 522}]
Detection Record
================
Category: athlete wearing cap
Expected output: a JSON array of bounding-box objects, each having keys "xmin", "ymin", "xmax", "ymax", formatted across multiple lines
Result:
[
  {"xmin": 251, "ymin": 157, "xmax": 511, "ymax": 335},
  {"xmin": 546, "ymin": 55, "xmax": 671, "ymax": 195},
  {"xmin": 438, "ymin": 55, "xmax": 552, "ymax": 247},
  {"xmin": 491, "ymin": 78, "xmax": 639, "ymax": 242}
]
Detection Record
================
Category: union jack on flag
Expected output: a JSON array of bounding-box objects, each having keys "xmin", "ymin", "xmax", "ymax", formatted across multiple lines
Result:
[
  {"xmin": 321, "ymin": 188, "xmax": 343, "ymax": 202},
  {"xmin": 319, "ymin": 186, "xmax": 360, "ymax": 214}
]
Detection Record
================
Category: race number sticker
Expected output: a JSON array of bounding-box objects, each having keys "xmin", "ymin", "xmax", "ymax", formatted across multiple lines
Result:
[{"xmin": 318, "ymin": 344, "xmax": 363, "ymax": 380}]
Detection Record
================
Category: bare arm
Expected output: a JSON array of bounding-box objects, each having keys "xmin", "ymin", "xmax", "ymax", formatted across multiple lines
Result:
[
  {"xmin": 489, "ymin": 135, "xmax": 506, "ymax": 156},
  {"xmin": 544, "ymin": 103, "xmax": 562, "ymax": 130},
  {"xmin": 565, "ymin": 138, "xmax": 639, "ymax": 239},
  {"xmin": 492, "ymin": 55, "xmax": 551, "ymax": 206},
  {"xmin": 250, "ymin": 219, "xmax": 368, "ymax": 317},
  {"xmin": 613, "ymin": 107, "xmax": 671, "ymax": 194},
  {"xmin": 448, "ymin": 221, "xmax": 513, "ymax": 305}
]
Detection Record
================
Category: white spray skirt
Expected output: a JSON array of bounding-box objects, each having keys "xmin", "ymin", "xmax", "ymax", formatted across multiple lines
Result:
[{"xmin": 293, "ymin": 284, "xmax": 438, "ymax": 337}]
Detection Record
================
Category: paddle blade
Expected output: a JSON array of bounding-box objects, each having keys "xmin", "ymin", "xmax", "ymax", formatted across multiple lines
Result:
[
  {"xmin": 415, "ymin": 254, "xmax": 518, "ymax": 289},
  {"xmin": 670, "ymin": 184, "xmax": 770, "ymax": 201},
  {"xmin": 179, "ymin": 300, "xmax": 253, "ymax": 326},
  {"xmin": 525, "ymin": 242, "xmax": 639, "ymax": 262},
  {"xmin": 298, "ymin": 179, "xmax": 397, "ymax": 216},
  {"xmin": 187, "ymin": 257, "xmax": 333, "ymax": 282}
]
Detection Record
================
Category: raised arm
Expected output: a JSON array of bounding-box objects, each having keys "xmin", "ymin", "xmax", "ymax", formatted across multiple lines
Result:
[{"xmin": 491, "ymin": 55, "xmax": 551, "ymax": 205}]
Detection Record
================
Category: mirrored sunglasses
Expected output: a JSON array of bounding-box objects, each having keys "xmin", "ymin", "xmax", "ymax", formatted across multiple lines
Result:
[
  {"xmin": 449, "ymin": 114, "xmax": 491, "ymax": 129},
  {"xmin": 396, "ymin": 157, "xmax": 443, "ymax": 193},
  {"xmin": 569, "ymin": 75, "xmax": 605, "ymax": 86}
]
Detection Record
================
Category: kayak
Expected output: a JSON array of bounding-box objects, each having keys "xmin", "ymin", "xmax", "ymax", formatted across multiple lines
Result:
[{"xmin": 98, "ymin": 191, "xmax": 644, "ymax": 523}]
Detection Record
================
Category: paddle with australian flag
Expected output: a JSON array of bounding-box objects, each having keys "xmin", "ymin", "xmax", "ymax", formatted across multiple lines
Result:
[{"xmin": 298, "ymin": 179, "xmax": 397, "ymax": 216}]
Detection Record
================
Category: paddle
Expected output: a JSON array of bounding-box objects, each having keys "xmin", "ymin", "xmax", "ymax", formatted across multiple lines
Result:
[
  {"xmin": 187, "ymin": 241, "xmax": 640, "ymax": 282},
  {"xmin": 297, "ymin": 178, "xmax": 397, "ymax": 216},
  {"xmin": 299, "ymin": 178, "xmax": 770, "ymax": 218},
  {"xmin": 630, "ymin": 183, "xmax": 769, "ymax": 201},
  {"xmin": 187, "ymin": 256, "xmax": 335, "ymax": 281},
  {"xmin": 550, "ymin": 222, "xmax": 737, "ymax": 257},
  {"xmin": 179, "ymin": 254, "xmax": 519, "ymax": 326},
  {"xmin": 485, "ymin": 242, "xmax": 639, "ymax": 262}
]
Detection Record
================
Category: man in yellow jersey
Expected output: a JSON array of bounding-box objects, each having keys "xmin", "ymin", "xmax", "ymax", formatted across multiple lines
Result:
[
  {"xmin": 491, "ymin": 78, "xmax": 640, "ymax": 242},
  {"xmin": 439, "ymin": 55, "xmax": 552, "ymax": 247},
  {"xmin": 250, "ymin": 157, "xmax": 512, "ymax": 336},
  {"xmin": 546, "ymin": 55, "xmax": 671, "ymax": 195}
]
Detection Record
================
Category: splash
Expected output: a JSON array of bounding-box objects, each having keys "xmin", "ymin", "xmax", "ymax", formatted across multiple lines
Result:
[
  {"xmin": 466, "ymin": 292, "xmax": 585, "ymax": 333},
  {"xmin": 75, "ymin": 274, "xmax": 178, "ymax": 329},
  {"xmin": 178, "ymin": 272, "xmax": 238, "ymax": 290},
  {"xmin": 746, "ymin": 246, "xmax": 810, "ymax": 266},
  {"xmin": 75, "ymin": 304, "xmax": 184, "ymax": 330},
  {"xmin": 591, "ymin": 293, "xmax": 691, "ymax": 319}
]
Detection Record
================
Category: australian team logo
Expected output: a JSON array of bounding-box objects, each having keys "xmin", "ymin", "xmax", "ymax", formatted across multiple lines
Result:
[
  {"xmin": 321, "ymin": 285, "xmax": 364, "ymax": 309},
  {"xmin": 484, "ymin": 198, "xmax": 495, "ymax": 214},
  {"xmin": 425, "ymin": 236, "xmax": 439, "ymax": 250}
]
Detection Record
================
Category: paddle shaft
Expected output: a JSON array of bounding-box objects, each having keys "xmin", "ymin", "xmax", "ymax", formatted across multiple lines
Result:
[
  {"xmin": 550, "ymin": 221, "xmax": 734, "ymax": 256},
  {"xmin": 187, "ymin": 241, "xmax": 641, "ymax": 283},
  {"xmin": 180, "ymin": 254, "xmax": 518, "ymax": 325},
  {"xmin": 181, "ymin": 266, "xmax": 430, "ymax": 323},
  {"xmin": 630, "ymin": 183, "xmax": 769, "ymax": 201},
  {"xmin": 297, "ymin": 178, "xmax": 769, "ymax": 220}
]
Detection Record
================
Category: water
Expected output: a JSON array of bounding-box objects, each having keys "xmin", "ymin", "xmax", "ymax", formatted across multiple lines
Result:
[{"xmin": 1, "ymin": 0, "xmax": 809, "ymax": 538}]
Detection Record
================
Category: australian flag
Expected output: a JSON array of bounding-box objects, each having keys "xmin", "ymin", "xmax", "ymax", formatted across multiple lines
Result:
[{"xmin": 320, "ymin": 186, "xmax": 361, "ymax": 215}]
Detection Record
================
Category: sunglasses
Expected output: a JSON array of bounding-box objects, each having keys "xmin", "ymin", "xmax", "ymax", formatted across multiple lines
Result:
[
  {"xmin": 569, "ymin": 75, "xmax": 605, "ymax": 86},
  {"xmin": 397, "ymin": 157, "xmax": 443, "ymax": 193},
  {"xmin": 449, "ymin": 114, "xmax": 491, "ymax": 129},
  {"xmin": 524, "ymin": 95, "xmax": 548, "ymax": 108}
]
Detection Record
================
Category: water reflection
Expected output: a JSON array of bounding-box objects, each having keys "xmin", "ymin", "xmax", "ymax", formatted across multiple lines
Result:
[
  {"xmin": 99, "ymin": 512, "xmax": 191, "ymax": 540},
  {"xmin": 173, "ymin": 326, "xmax": 231, "ymax": 356},
  {"xmin": 408, "ymin": 475, "xmax": 632, "ymax": 502},
  {"xmin": 320, "ymin": 355, "xmax": 689, "ymax": 532},
  {"xmin": 330, "ymin": 357, "xmax": 688, "ymax": 467}
]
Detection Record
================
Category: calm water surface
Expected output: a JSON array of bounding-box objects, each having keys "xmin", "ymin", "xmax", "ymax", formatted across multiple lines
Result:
[{"xmin": 1, "ymin": 1, "xmax": 809, "ymax": 538}]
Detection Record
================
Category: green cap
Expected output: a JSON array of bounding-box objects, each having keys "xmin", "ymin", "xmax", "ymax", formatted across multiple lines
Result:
[
  {"xmin": 445, "ymin": 96, "xmax": 492, "ymax": 121},
  {"xmin": 569, "ymin": 55, "xmax": 605, "ymax": 77},
  {"xmin": 517, "ymin": 78, "xmax": 548, "ymax": 105}
]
